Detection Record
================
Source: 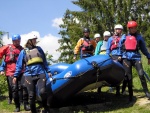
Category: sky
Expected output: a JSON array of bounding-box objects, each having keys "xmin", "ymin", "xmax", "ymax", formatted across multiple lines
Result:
[{"xmin": 0, "ymin": 0, "xmax": 81, "ymax": 60}]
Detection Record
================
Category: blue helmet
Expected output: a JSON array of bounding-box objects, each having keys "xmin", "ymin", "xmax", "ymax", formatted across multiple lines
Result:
[{"xmin": 12, "ymin": 34, "xmax": 21, "ymax": 41}]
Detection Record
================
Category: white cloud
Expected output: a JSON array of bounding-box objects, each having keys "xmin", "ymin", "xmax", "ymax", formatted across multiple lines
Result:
[
  {"xmin": 37, "ymin": 34, "xmax": 61, "ymax": 60},
  {"xmin": 1, "ymin": 34, "xmax": 12, "ymax": 45},
  {"xmin": 52, "ymin": 18, "xmax": 63, "ymax": 29},
  {"xmin": 2, "ymin": 31, "xmax": 61, "ymax": 60}
]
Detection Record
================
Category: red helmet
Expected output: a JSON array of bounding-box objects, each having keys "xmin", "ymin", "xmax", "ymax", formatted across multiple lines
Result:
[{"xmin": 127, "ymin": 21, "xmax": 137, "ymax": 28}]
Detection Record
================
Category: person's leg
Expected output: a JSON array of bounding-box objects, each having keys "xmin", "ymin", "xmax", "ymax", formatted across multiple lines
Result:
[
  {"xmin": 127, "ymin": 76, "xmax": 133, "ymax": 101},
  {"xmin": 21, "ymin": 74, "xmax": 30, "ymax": 111},
  {"xmin": 37, "ymin": 74, "xmax": 51, "ymax": 113},
  {"xmin": 116, "ymin": 85, "xmax": 120, "ymax": 96},
  {"xmin": 11, "ymin": 77, "xmax": 20, "ymax": 112},
  {"xmin": 17, "ymin": 75, "xmax": 23, "ymax": 105},
  {"xmin": 135, "ymin": 60, "xmax": 150, "ymax": 99},
  {"xmin": 111, "ymin": 55, "xmax": 121, "ymax": 95},
  {"xmin": 122, "ymin": 76, "xmax": 128, "ymax": 94},
  {"xmin": 97, "ymin": 86, "xmax": 102, "ymax": 93},
  {"xmin": 123, "ymin": 59, "xmax": 133, "ymax": 101},
  {"xmin": 6, "ymin": 76, "xmax": 13, "ymax": 104},
  {"xmin": 25, "ymin": 76, "xmax": 37, "ymax": 113}
]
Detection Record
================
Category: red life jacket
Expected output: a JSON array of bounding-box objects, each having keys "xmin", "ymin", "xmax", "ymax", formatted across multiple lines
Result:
[
  {"xmin": 81, "ymin": 38, "xmax": 94, "ymax": 51},
  {"xmin": 4, "ymin": 44, "xmax": 23, "ymax": 63},
  {"xmin": 110, "ymin": 36, "xmax": 121, "ymax": 50},
  {"xmin": 124, "ymin": 36, "xmax": 137, "ymax": 50}
]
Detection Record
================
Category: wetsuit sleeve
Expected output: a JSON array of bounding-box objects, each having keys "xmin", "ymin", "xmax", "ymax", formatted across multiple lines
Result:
[
  {"xmin": 106, "ymin": 37, "xmax": 112, "ymax": 55},
  {"xmin": 0, "ymin": 60, "xmax": 6, "ymax": 72},
  {"xmin": 94, "ymin": 41, "xmax": 102, "ymax": 55},
  {"xmin": 14, "ymin": 50, "xmax": 24, "ymax": 77},
  {"xmin": 139, "ymin": 36, "xmax": 150, "ymax": 59},
  {"xmin": 74, "ymin": 39, "xmax": 83, "ymax": 55},
  {"xmin": 38, "ymin": 47, "xmax": 51, "ymax": 73}
]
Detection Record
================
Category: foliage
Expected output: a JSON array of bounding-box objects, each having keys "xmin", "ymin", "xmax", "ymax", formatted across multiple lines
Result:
[
  {"xmin": 57, "ymin": 0, "xmax": 150, "ymax": 63},
  {"xmin": 45, "ymin": 51, "xmax": 58, "ymax": 65},
  {"xmin": 0, "ymin": 75, "xmax": 8, "ymax": 95},
  {"xmin": 0, "ymin": 31, "xmax": 4, "ymax": 47},
  {"xmin": 0, "ymin": 60, "xmax": 7, "ymax": 95}
]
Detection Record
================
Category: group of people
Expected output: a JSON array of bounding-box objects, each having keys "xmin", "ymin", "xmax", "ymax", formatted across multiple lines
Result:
[
  {"xmin": 0, "ymin": 34, "xmax": 52, "ymax": 113},
  {"xmin": 0, "ymin": 20, "xmax": 150, "ymax": 112},
  {"xmin": 73, "ymin": 20, "xmax": 150, "ymax": 102}
]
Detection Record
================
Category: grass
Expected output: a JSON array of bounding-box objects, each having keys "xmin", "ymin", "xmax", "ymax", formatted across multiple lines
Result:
[{"xmin": 1, "ymin": 76, "xmax": 150, "ymax": 113}]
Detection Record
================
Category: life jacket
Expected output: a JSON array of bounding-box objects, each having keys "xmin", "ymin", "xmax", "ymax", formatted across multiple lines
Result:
[
  {"xmin": 81, "ymin": 38, "xmax": 94, "ymax": 51},
  {"xmin": 4, "ymin": 44, "xmax": 23, "ymax": 63},
  {"xmin": 100, "ymin": 41, "xmax": 107, "ymax": 54},
  {"xmin": 124, "ymin": 36, "xmax": 137, "ymax": 51},
  {"xmin": 110, "ymin": 36, "xmax": 121, "ymax": 50},
  {"xmin": 25, "ymin": 47, "xmax": 43, "ymax": 65}
]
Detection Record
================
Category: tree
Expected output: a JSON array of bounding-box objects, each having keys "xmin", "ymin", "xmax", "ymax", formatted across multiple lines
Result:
[
  {"xmin": 0, "ymin": 31, "xmax": 9, "ymax": 47},
  {"xmin": 45, "ymin": 51, "xmax": 58, "ymax": 65},
  {"xmin": 0, "ymin": 31, "xmax": 8, "ymax": 94},
  {"xmin": 57, "ymin": 0, "xmax": 150, "ymax": 63},
  {"xmin": 0, "ymin": 31, "xmax": 4, "ymax": 47}
]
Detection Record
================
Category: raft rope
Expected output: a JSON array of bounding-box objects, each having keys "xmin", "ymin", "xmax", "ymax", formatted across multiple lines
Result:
[{"xmin": 51, "ymin": 58, "xmax": 112, "ymax": 84}]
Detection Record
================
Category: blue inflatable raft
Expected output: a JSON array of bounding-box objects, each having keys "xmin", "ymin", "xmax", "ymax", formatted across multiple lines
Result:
[{"xmin": 37, "ymin": 55, "xmax": 125, "ymax": 105}]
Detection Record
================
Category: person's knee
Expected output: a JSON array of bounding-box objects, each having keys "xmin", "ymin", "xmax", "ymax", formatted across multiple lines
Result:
[
  {"xmin": 18, "ymin": 84, "xmax": 22, "ymax": 90},
  {"xmin": 28, "ymin": 91, "xmax": 35, "ymax": 104},
  {"xmin": 29, "ymin": 91, "xmax": 35, "ymax": 99},
  {"xmin": 39, "ymin": 88, "xmax": 47, "ymax": 100},
  {"xmin": 138, "ymin": 69, "xmax": 144, "ymax": 77},
  {"xmin": 39, "ymin": 88, "xmax": 46, "ymax": 96},
  {"xmin": 11, "ymin": 85, "xmax": 18, "ymax": 92}
]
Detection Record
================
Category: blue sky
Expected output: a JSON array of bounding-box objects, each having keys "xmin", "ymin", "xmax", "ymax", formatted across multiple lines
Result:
[
  {"xmin": 0, "ymin": 0, "xmax": 80, "ymax": 37},
  {"xmin": 0, "ymin": 0, "xmax": 81, "ymax": 60}
]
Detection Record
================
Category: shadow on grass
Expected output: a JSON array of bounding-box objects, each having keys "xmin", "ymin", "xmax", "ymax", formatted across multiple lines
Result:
[
  {"xmin": 42, "ymin": 91, "xmax": 137, "ymax": 113},
  {"xmin": 0, "ymin": 95, "xmax": 7, "ymax": 101}
]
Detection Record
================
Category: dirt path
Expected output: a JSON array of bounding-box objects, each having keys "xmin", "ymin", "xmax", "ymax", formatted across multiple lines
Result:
[{"xmin": 136, "ymin": 97, "xmax": 150, "ymax": 106}]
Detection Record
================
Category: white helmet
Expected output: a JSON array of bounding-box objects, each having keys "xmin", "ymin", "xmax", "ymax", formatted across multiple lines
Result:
[
  {"xmin": 28, "ymin": 33, "xmax": 38, "ymax": 40},
  {"xmin": 103, "ymin": 31, "xmax": 111, "ymax": 37},
  {"xmin": 94, "ymin": 33, "xmax": 101, "ymax": 38},
  {"xmin": 24, "ymin": 33, "xmax": 38, "ymax": 47},
  {"xmin": 114, "ymin": 24, "xmax": 123, "ymax": 29}
]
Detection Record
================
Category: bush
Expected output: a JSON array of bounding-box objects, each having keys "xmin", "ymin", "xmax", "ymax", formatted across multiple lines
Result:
[{"xmin": 0, "ymin": 75, "xmax": 8, "ymax": 95}]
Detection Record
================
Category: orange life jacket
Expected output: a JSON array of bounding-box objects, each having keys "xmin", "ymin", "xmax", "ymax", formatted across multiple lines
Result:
[
  {"xmin": 124, "ymin": 36, "xmax": 137, "ymax": 50},
  {"xmin": 110, "ymin": 36, "xmax": 121, "ymax": 50},
  {"xmin": 81, "ymin": 38, "xmax": 94, "ymax": 51}
]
